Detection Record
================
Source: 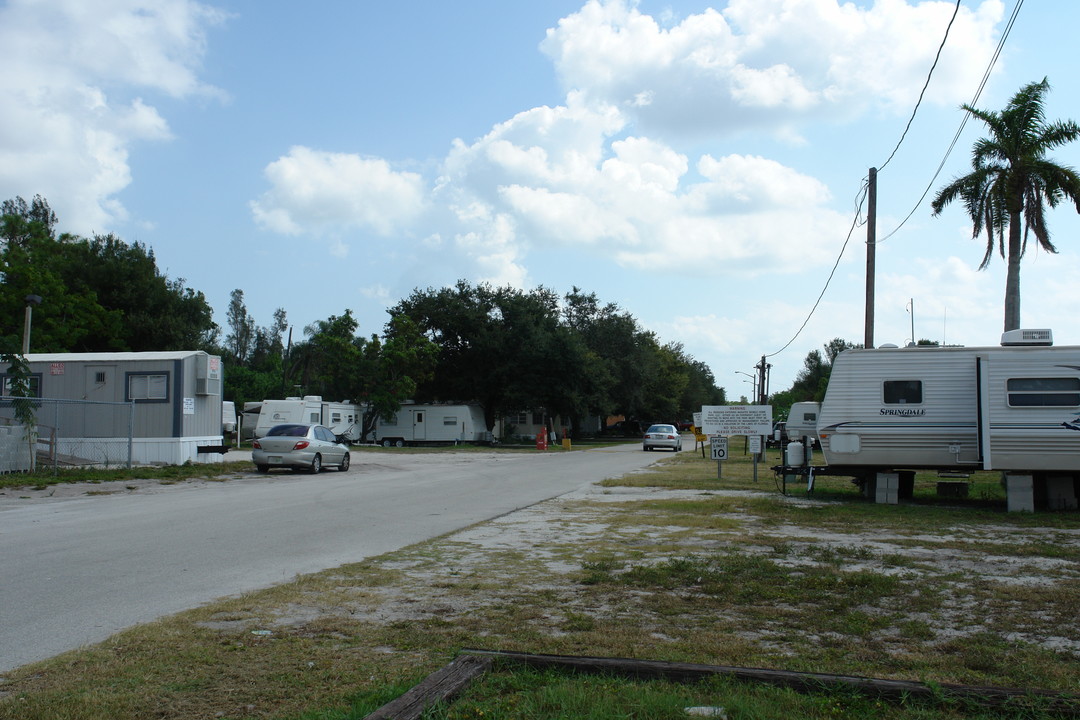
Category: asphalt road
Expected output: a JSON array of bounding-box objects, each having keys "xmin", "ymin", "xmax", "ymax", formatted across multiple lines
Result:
[{"xmin": 0, "ymin": 443, "xmax": 679, "ymax": 673}]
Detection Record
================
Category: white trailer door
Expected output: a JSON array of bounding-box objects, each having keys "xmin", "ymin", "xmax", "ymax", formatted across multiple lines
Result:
[{"xmin": 412, "ymin": 410, "xmax": 426, "ymax": 441}]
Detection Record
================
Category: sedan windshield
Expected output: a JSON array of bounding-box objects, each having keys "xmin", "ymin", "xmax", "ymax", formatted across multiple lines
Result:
[{"xmin": 647, "ymin": 425, "xmax": 675, "ymax": 434}]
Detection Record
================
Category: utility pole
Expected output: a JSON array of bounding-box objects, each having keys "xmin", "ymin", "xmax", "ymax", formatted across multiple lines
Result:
[
  {"xmin": 865, "ymin": 167, "xmax": 877, "ymax": 350},
  {"xmin": 755, "ymin": 355, "xmax": 771, "ymax": 406}
]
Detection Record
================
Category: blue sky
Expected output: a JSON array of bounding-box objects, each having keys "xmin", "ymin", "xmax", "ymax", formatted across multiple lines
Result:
[{"xmin": 3, "ymin": 0, "xmax": 1079, "ymax": 399}]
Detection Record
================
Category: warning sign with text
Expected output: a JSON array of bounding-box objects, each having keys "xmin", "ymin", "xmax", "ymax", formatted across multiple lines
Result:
[{"xmin": 700, "ymin": 405, "xmax": 772, "ymax": 437}]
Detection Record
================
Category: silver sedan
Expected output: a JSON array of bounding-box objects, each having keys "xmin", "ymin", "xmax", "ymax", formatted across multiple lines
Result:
[
  {"xmin": 643, "ymin": 424, "xmax": 683, "ymax": 452},
  {"xmin": 252, "ymin": 423, "xmax": 351, "ymax": 473}
]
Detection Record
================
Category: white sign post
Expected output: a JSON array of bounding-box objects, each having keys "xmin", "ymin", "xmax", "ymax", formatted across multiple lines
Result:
[
  {"xmin": 747, "ymin": 435, "xmax": 762, "ymax": 482},
  {"xmin": 710, "ymin": 436, "xmax": 728, "ymax": 478},
  {"xmin": 710, "ymin": 436, "xmax": 728, "ymax": 461}
]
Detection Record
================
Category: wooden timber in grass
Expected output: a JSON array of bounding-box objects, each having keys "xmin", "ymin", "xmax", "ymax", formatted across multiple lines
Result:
[
  {"xmin": 461, "ymin": 648, "xmax": 1080, "ymax": 714},
  {"xmin": 363, "ymin": 648, "xmax": 1080, "ymax": 717},
  {"xmin": 362, "ymin": 654, "xmax": 492, "ymax": 720}
]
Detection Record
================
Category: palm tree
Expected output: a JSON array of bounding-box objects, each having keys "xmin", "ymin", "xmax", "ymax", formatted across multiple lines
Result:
[{"xmin": 932, "ymin": 78, "xmax": 1080, "ymax": 331}]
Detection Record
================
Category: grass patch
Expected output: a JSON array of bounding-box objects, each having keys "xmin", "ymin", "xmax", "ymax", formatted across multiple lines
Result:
[{"xmin": 0, "ymin": 461, "xmax": 255, "ymax": 490}]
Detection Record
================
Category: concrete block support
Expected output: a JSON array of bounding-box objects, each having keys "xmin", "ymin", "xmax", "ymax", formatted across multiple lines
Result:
[
  {"xmin": 1005, "ymin": 474, "xmax": 1034, "ymax": 513},
  {"xmin": 875, "ymin": 472, "xmax": 899, "ymax": 505}
]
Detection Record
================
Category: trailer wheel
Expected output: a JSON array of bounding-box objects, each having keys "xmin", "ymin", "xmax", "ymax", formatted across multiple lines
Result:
[
  {"xmin": 394, "ymin": 439, "xmax": 404, "ymax": 448},
  {"xmin": 381, "ymin": 439, "xmax": 392, "ymax": 448}
]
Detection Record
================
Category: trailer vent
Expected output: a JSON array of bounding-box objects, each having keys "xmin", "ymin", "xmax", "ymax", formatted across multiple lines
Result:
[{"xmin": 1000, "ymin": 329, "xmax": 1053, "ymax": 346}]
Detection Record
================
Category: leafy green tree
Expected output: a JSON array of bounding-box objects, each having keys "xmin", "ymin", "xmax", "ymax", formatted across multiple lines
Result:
[
  {"xmin": 1, "ymin": 197, "xmax": 219, "ymax": 353},
  {"xmin": 932, "ymin": 78, "xmax": 1080, "ymax": 331},
  {"xmin": 225, "ymin": 289, "xmax": 256, "ymax": 364},
  {"xmin": 390, "ymin": 282, "xmax": 567, "ymax": 431},
  {"xmin": 295, "ymin": 311, "xmax": 363, "ymax": 401},
  {"xmin": 562, "ymin": 287, "xmax": 659, "ymax": 423},
  {"xmin": 214, "ymin": 291, "xmax": 292, "ymax": 414},
  {"xmin": 393, "ymin": 283, "xmax": 723, "ymax": 437},
  {"xmin": 0, "ymin": 351, "xmax": 37, "ymax": 470},
  {"xmin": 355, "ymin": 315, "xmax": 438, "ymax": 438},
  {"xmin": 0, "ymin": 213, "xmax": 119, "ymax": 352}
]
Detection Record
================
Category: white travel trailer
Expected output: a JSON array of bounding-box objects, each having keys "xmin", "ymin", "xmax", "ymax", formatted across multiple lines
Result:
[
  {"xmin": 222, "ymin": 401, "xmax": 237, "ymax": 435},
  {"xmin": 785, "ymin": 401, "xmax": 820, "ymax": 446},
  {"xmin": 375, "ymin": 403, "xmax": 491, "ymax": 447},
  {"xmin": 816, "ymin": 329, "xmax": 1079, "ymax": 510},
  {"xmin": 254, "ymin": 396, "xmax": 364, "ymax": 440}
]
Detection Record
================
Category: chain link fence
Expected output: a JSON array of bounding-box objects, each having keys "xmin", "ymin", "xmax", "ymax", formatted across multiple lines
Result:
[{"xmin": 0, "ymin": 397, "xmax": 135, "ymax": 474}]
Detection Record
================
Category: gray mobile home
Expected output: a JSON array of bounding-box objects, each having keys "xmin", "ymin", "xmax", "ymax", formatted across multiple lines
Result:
[{"xmin": 2, "ymin": 351, "xmax": 225, "ymax": 466}]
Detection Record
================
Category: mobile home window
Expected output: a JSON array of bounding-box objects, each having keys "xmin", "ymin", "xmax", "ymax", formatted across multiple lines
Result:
[
  {"xmin": 3, "ymin": 374, "xmax": 41, "ymax": 397},
  {"xmin": 1007, "ymin": 378, "xmax": 1080, "ymax": 407},
  {"xmin": 883, "ymin": 380, "xmax": 922, "ymax": 404},
  {"xmin": 444, "ymin": 415, "xmax": 458, "ymax": 426},
  {"xmin": 127, "ymin": 372, "xmax": 168, "ymax": 401}
]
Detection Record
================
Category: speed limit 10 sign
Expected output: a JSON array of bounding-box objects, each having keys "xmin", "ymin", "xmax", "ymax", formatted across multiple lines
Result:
[{"xmin": 710, "ymin": 436, "xmax": 728, "ymax": 461}]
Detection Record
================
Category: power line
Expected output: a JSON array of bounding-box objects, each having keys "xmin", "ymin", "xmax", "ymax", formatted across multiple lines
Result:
[
  {"xmin": 765, "ymin": 183, "xmax": 867, "ymax": 359},
  {"xmin": 763, "ymin": 0, "xmax": 1024, "ymax": 361},
  {"xmin": 877, "ymin": 0, "xmax": 962, "ymax": 174},
  {"xmin": 877, "ymin": 0, "xmax": 1025, "ymax": 243}
]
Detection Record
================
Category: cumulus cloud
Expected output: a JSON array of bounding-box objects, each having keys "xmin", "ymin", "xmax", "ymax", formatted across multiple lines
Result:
[
  {"xmin": 250, "ymin": 0, "xmax": 1001, "ymax": 284},
  {"xmin": 541, "ymin": 0, "xmax": 1003, "ymax": 136},
  {"xmin": 251, "ymin": 147, "xmax": 427, "ymax": 240},
  {"xmin": 0, "ymin": 0, "xmax": 226, "ymax": 231}
]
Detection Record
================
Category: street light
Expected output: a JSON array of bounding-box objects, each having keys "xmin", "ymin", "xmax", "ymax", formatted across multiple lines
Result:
[
  {"xmin": 734, "ymin": 371, "xmax": 757, "ymax": 399},
  {"xmin": 22, "ymin": 294, "xmax": 42, "ymax": 355}
]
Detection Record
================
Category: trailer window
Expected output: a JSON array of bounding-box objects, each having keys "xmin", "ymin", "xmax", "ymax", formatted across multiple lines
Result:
[
  {"xmin": 444, "ymin": 415, "xmax": 457, "ymax": 426},
  {"xmin": 1007, "ymin": 378, "xmax": 1080, "ymax": 407},
  {"xmin": 3, "ymin": 374, "xmax": 41, "ymax": 397},
  {"xmin": 127, "ymin": 372, "xmax": 168, "ymax": 402},
  {"xmin": 883, "ymin": 380, "xmax": 922, "ymax": 404}
]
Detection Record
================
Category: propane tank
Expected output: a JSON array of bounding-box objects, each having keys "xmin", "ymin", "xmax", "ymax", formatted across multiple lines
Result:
[{"xmin": 786, "ymin": 440, "xmax": 804, "ymax": 467}]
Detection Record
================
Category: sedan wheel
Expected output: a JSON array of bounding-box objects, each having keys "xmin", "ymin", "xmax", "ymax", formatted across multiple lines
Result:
[
  {"xmin": 338, "ymin": 453, "xmax": 350, "ymax": 471},
  {"xmin": 255, "ymin": 464, "xmax": 269, "ymax": 473},
  {"xmin": 309, "ymin": 454, "xmax": 322, "ymax": 474}
]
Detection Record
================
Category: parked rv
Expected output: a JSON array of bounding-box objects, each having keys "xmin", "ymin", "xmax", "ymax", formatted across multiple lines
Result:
[
  {"xmin": 375, "ymin": 403, "xmax": 491, "ymax": 447},
  {"xmin": 239, "ymin": 401, "xmax": 262, "ymax": 440},
  {"xmin": 222, "ymin": 401, "xmax": 237, "ymax": 435},
  {"xmin": 815, "ymin": 329, "xmax": 1079, "ymax": 510},
  {"xmin": 785, "ymin": 401, "xmax": 820, "ymax": 447},
  {"xmin": 253, "ymin": 396, "xmax": 364, "ymax": 441}
]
